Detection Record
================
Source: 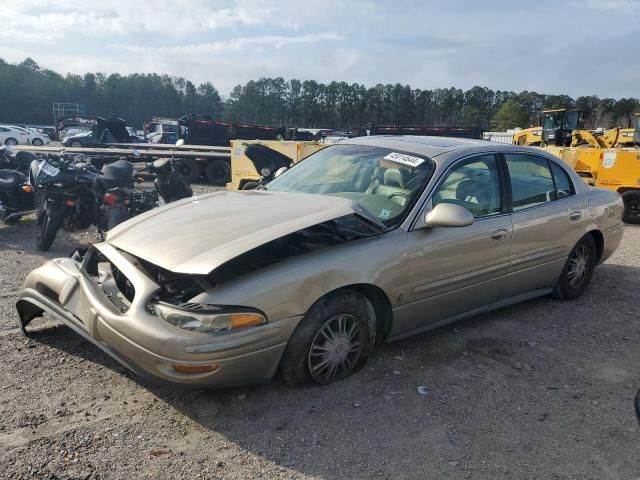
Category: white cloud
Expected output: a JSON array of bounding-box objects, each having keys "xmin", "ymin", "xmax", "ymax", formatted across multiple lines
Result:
[{"xmin": 0, "ymin": 0, "xmax": 638, "ymax": 98}]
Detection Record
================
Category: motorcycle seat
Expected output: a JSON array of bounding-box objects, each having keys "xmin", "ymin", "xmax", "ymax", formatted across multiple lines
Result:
[
  {"xmin": 99, "ymin": 160, "xmax": 134, "ymax": 190},
  {"xmin": 0, "ymin": 169, "xmax": 26, "ymax": 191}
]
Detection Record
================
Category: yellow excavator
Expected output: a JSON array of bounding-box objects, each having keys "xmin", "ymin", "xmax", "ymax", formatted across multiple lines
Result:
[
  {"xmin": 513, "ymin": 109, "xmax": 638, "ymax": 148},
  {"xmin": 512, "ymin": 109, "xmax": 580, "ymax": 147}
]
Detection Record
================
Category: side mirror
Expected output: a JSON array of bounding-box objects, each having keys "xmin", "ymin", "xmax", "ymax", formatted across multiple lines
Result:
[
  {"xmin": 175, "ymin": 139, "xmax": 185, "ymax": 148},
  {"xmin": 274, "ymin": 166, "xmax": 288, "ymax": 178},
  {"xmin": 424, "ymin": 203, "xmax": 474, "ymax": 228}
]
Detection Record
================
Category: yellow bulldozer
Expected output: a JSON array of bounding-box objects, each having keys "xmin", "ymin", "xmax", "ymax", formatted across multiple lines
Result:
[{"xmin": 512, "ymin": 109, "xmax": 637, "ymax": 148}]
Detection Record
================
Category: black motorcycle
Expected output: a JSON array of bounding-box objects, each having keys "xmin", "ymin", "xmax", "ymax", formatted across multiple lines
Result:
[
  {"xmin": 132, "ymin": 141, "xmax": 192, "ymax": 204},
  {"xmin": 242, "ymin": 143, "xmax": 292, "ymax": 189},
  {"xmin": 0, "ymin": 147, "xmax": 37, "ymax": 224},
  {"xmin": 29, "ymin": 154, "xmax": 157, "ymax": 251}
]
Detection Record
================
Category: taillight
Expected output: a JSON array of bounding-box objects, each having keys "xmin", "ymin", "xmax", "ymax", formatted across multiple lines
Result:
[{"xmin": 103, "ymin": 192, "xmax": 119, "ymax": 205}]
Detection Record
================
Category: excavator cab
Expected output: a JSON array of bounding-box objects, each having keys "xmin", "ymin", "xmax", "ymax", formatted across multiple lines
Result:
[
  {"xmin": 542, "ymin": 109, "xmax": 581, "ymax": 147},
  {"xmin": 634, "ymin": 114, "xmax": 640, "ymax": 145}
]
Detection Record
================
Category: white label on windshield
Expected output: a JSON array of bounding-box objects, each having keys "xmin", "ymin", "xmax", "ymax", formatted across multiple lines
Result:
[
  {"xmin": 40, "ymin": 161, "xmax": 60, "ymax": 177},
  {"xmin": 384, "ymin": 152, "xmax": 425, "ymax": 167}
]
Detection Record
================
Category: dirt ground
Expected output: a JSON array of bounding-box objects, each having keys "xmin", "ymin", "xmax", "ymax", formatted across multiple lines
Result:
[{"xmin": 1, "ymin": 193, "xmax": 639, "ymax": 479}]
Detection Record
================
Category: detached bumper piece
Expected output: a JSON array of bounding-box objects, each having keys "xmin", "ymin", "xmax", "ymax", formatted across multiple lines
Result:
[{"xmin": 16, "ymin": 244, "xmax": 301, "ymax": 388}]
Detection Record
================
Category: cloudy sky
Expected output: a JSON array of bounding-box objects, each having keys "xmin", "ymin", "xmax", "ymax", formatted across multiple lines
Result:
[{"xmin": 0, "ymin": 0, "xmax": 638, "ymax": 98}]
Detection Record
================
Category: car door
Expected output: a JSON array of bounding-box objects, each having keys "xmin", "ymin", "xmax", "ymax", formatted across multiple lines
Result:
[
  {"xmin": 501, "ymin": 153, "xmax": 586, "ymax": 298},
  {"xmin": 392, "ymin": 153, "xmax": 513, "ymax": 336}
]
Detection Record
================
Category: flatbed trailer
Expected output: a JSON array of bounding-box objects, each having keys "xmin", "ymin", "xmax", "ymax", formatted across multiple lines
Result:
[{"xmin": 11, "ymin": 144, "xmax": 232, "ymax": 185}]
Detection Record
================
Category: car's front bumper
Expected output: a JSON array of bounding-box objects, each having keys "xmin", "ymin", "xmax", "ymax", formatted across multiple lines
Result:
[{"xmin": 16, "ymin": 243, "xmax": 302, "ymax": 388}]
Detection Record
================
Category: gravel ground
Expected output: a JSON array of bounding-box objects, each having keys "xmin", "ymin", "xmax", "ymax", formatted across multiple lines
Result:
[{"xmin": 1, "ymin": 191, "xmax": 639, "ymax": 479}]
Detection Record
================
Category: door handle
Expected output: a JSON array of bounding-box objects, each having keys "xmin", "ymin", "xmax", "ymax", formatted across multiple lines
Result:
[
  {"xmin": 491, "ymin": 229, "xmax": 508, "ymax": 241},
  {"xmin": 569, "ymin": 211, "xmax": 581, "ymax": 221}
]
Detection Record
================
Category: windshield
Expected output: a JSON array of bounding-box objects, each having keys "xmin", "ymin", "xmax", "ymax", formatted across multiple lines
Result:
[
  {"xmin": 562, "ymin": 111, "xmax": 579, "ymax": 130},
  {"xmin": 542, "ymin": 113, "xmax": 561, "ymax": 130},
  {"xmin": 265, "ymin": 144, "xmax": 435, "ymax": 228}
]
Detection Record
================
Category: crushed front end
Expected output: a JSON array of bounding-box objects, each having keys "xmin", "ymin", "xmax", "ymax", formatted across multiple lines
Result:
[{"xmin": 16, "ymin": 243, "xmax": 301, "ymax": 387}]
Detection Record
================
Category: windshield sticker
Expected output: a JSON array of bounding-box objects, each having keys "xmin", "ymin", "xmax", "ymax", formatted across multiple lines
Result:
[
  {"xmin": 603, "ymin": 152, "xmax": 616, "ymax": 169},
  {"xmin": 383, "ymin": 152, "xmax": 425, "ymax": 167},
  {"xmin": 379, "ymin": 208, "xmax": 392, "ymax": 220}
]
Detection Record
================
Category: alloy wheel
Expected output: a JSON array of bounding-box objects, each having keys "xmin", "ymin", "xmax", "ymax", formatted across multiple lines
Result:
[
  {"xmin": 307, "ymin": 314, "xmax": 363, "ymax": 384},
  {"xmin": 567, "ymin": 244, "xmax": 590, "ymax": 288}
]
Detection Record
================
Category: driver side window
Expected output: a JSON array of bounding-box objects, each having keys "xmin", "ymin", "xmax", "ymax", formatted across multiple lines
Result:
[{"xmin": 432, "ymin": 155, "xmax": 502, "ymax": 218}]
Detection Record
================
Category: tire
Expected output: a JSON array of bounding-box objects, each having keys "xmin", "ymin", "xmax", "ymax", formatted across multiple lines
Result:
[
  {"xmin": 241, "ymin": 181, "xmax": 259, "ymax": 190},
  {"xmin": 175, "ymin": 158, "xmax": 201, "ymax": 183},
  {"xmin": 279, "ymin": 291, "xmax": 377, "ymax": 387},
  {"xmin": 35, "ymin": 202, "xmax": 63, "ymax": 251},
  {"xmin": 5, "ymin": 138, "xmax": 17, "ymax": 146},
  {"xmin": 552, "ymin": 234, "xmax": 597, "ymax": 300},
  {"xmin": 204, "ymin": 159, "xmax": 230, "ymax": 185},
  {"xmin": 70, "ymin": 141, "xmax": 83, "ymax": 148},
  {"xmin": 31, "ymin": 138, "xmax": 43, "ymax": 146},
  {"xmin": 621, "ymin": 191, "xmax": 640, "ymax": 224}
]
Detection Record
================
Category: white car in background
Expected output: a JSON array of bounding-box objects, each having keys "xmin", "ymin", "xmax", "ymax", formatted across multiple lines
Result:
[
  {"xmin": 9, "ymin": 126, "xmax": 50, "ymax": 146},
  {"xmin": 0, "ymin": 125, "xmax": 31, "ymax": 145},
  {"xmin": 25, "ymin": 127, "xmax": 51, "ymax": 146}
]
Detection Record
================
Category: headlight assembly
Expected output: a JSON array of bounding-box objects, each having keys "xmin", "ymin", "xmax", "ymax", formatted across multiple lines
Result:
[{"xmin": 149, "ymin": 302, "xmax": 266, "ymax": 334}]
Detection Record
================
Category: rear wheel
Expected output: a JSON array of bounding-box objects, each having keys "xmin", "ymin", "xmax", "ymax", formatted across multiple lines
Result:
[
  {"xmin": 35, "ymin": 202, "xmax": 62, "ymax": 251},
  {"xmin": 621, "ymin": 191, "xmax": 640, "ymax": 224},
  {"xmin": 70, "ymin": 140, "xmax": 83, "ymax": 148},
  {"xmin": 279, "ymin": 291, "xmax": 376, "ymax": 386},
  {"xmin": 204, "ymin": 159, "xmax": 230, "ymax": 185},
  {"xmin": 175, "ymin": 158, "xmax": 201, "ymax": 183},
  {"xmin": 552, "ymin": 234, "xmax": 597, "ymax": 300},
  {"xmin": 5, "ymin": 138, "xmax": 17, "ymax": 146}
]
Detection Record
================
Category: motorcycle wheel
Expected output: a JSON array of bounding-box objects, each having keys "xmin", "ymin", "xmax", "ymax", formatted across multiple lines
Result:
[{"xmin": 35, "ymin": 203, "xmax": 62, "ymax": 251}]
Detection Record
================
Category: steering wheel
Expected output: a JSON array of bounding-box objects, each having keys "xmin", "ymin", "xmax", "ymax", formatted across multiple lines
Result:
[{"xmin": 388, "ymin": 192, "xmax": 410, "ymax": 205}]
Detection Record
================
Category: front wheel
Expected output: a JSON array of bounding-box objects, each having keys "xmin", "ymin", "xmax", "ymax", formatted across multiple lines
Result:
[
  {"xmin": 552, "ymin": 234, "xmax": 597, "ymax": 300},
  {"xmin": 621, "ymin": 191, "xmax": 640, "ymax": 224},
  {"xmin": 31, "ymin": 138, "xmax": 43, "ymax": 146},
  {"xmin": 70, "ymin": 141, "xmax": 83, "ymax": 148},
  {"xmin": 35, "ymin": 202, "xmax": 63, "ymax": 251},
  {"xmin": 279, "ymin": 291, "xmax": 376, "ymax": 386}
]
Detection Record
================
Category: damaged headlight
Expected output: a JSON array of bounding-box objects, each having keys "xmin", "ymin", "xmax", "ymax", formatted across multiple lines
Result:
[{"xmin": 149, "ymin": 302, "xmax": 266, "ymax": 333}]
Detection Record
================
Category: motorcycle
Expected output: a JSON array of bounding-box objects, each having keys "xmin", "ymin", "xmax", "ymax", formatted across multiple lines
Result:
[
  {"xmin": 0, "ymin": 146, "xmax": 37, "ymax": 224},
  {"xmin": 242, "ymin": 143, "xmax": 292, "ymax": 190},
  {"xmin": 139, "ymin": 139, "xmax": 192, "ymax": 203},
  {"xmin": 29, "ymin": 153, "xmax": 157, "ymax": 251}
]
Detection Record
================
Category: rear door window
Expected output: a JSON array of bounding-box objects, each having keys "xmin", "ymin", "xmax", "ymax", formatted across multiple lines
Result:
[
  {"xmin": 549, "ymin": 161, "xmax": 575, "ymax": 198},
  {"xmin": 505, "ymin": 154, "xmax": 555, "ymax": 211}
]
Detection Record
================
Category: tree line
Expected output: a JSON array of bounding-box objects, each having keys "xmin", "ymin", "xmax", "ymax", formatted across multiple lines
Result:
[{"xmin": 0, "ymin": 57, "xmax": 638, "ymax": 131}]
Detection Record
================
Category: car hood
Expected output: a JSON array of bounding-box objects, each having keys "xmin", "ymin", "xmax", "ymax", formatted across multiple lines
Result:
[
  {"xmin": 65, "ymin": 132, "xmax": 92, "ymax": 140},
  {"xmin": 106, "ymin": 190, "xmax": 357, "ymax": 275}
]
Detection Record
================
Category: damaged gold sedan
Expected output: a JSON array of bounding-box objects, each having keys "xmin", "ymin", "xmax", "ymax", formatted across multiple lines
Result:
[{"xmin": 17, "ymin": 137, "xmax": 624, "ymax": 387}]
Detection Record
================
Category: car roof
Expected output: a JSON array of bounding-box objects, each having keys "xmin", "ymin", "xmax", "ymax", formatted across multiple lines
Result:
[
  {"xmin": 344, "ymin": 135, "xmax": 500, "ymax": 158},
  {"xmin": 342, "ymin": 135, "xmax": 569, "ymax": 166}
]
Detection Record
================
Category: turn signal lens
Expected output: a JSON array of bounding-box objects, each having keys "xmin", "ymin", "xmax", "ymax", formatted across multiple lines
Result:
[
  {"xmin": 230, "ymin": 313, "xmax": 266, "ymax": 329},
  {"xmin": 21, "ymin": 184, "xmax": 33, "ymax": 193},
  {"xmin": 172, "ymin": 364, "xmax": 219, "ymax": 374},
  {"xmin": 65, "ymin": 199, "xmax": 76, "ymax": 207}
]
